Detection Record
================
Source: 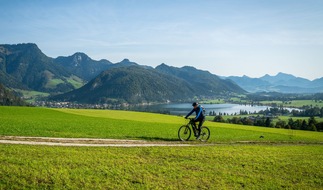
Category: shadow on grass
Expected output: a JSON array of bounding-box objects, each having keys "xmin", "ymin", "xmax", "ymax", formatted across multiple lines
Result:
[{"xmin": 132, "ymin": 136, "xmax": 180, "ymax": 142}]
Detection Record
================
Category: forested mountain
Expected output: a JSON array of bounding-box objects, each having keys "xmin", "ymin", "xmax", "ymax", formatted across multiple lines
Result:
[
  {"xmin": 52, "ymin": 64, "xmax": 246, "ymax": 104},
  {"xmin": 0, "ymin": 83, "xmax": 26, "ymax": 106},
  {"xmin": 53, "ymin": 53, "xmax": 147, "ymax": 82},
  {"xmin": 0, "ymin": 43, "xmax": 83, "ymax": 93},
  {"xmin": 225, "ymin": 75, "xmax": 271, "ymax": 92},
  {"xmin": 227, "ymin": 72, "xmax": 323, "ymax": 93},
  {"xmin": 4, "ymin": 42, "xmax": 321, "ymax": 105},
  {"xmin": 54, "ymin": 52, "xmax": 112, "ymax": 81},
  {"xmin": 155, "ymin": 63, "xmax": 246, "ymax": 95},
  {"xmin": 52, "ymin": 66, "xmax": 195, "ymax": 104}
]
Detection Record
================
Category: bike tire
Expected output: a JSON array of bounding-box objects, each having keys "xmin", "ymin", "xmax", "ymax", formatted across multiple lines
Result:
[
  {"xmin": 199, "ymin": 126, "xmax": 210, "ymax": 142},
  {"xmin": 178, "ymin": 125, "xmax": 191, "ymax": 141}
]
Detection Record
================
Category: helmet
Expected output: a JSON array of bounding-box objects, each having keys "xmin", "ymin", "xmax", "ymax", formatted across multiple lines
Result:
[{"xmin": 192, "ymin": 102, "xmax": 198, "ymax": 107}]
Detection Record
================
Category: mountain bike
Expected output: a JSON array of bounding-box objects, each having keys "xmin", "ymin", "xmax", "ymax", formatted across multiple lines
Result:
[{"xmin": 178, "ymin": 118, "xmax": 210, "ymax": 142}]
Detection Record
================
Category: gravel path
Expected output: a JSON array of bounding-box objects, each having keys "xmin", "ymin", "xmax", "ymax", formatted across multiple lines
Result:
[{"xmin": 0, "ymin": 136, "xmax": 196, "ymax": 147}]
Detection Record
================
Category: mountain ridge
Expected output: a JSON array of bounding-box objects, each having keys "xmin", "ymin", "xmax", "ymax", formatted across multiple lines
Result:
[
  {"xmin": 52, "ymin": 64, "xmax": 246, "ymax": 104},
  {"xmin": 156, "ymin": 63, "xmax": 246, "ymax": 95},
  {"xmin": 1, "ymin": 43, "xmax": 322, "ymax": 104},
  {"xmin": 52, "ymin": 66, "xmax": 196, "ymax": 103},
  {"xmin": 227, "ymin": 72, "xmax": 323, "ymax": 93},
  {"xmin": 0, "ymin": 43, "xmax": 83, "ymax": 93},
  {"xmin": 54, "ymin": 52, "xmax": 112, "ymax": 81}
]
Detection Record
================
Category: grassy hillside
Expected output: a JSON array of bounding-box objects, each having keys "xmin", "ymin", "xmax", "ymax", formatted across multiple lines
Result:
[
  {"xmin": 0, "ymin": 43, "xmax": 82, "ymax": 93},
  {"xmin": 0, "ymin": 106, "xmax": 322, "ymax": 189},
  {"xmin": 0, "ymin": 84, "xmax": 27, "ymax": 106},
  {"xmin": 13, "ymin": 89, "xmax": 49, "ymax": 102},
  {"xmin": 0, "ymin": 106, "xmax": 322, "ymax": 142}
]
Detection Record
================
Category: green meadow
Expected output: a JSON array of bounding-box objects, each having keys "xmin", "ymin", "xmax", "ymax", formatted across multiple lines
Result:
[
  {"xmin": 0, "ymin": 106, "xmax": 322, "ymax": 189},
  {"xmin": 260, "ymin": 100, "xmax": 323, "ymax": 108}
]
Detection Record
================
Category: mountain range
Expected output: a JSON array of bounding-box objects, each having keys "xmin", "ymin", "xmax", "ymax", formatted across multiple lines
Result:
[
  {"xmin": 226, "ymin": 73, "xmax": 323, "ymax": 93},
  {"xmin": 52, "ymin": 63, "xmax": 246, "ymax": 104},
  {"xmin": 0, "ymin": 43, "xmax": 83, "ymax": 94},
  {"xmin": 1, "ymin": 43, "xmax": 322, "ymax": 104},
  {"xmin": 0, "ymin": 43, "xmax": 245, "ymax": 104}
]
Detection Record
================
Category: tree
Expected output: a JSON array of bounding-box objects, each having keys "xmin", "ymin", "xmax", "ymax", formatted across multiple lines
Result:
[
  {"xmin": 288, "ymin": 118, "xmax": 294, "ymax": 129},
  {"xmin": 308, "ymin": 116, "xmax": 317, "ymax": 126},
  {"xmin": 265, "ymin": 117, "xmax": 271, "ymax": 127},
  {"xmin": 294, "ymin": 119, "xmax": 303, "ymax": 130},
  {"xmin": 301, "ymin": 120, "xmax": 307, "ymax": 130},
  {"xmin": 242, "ymin": 117, "xmax": 254, "ymax": 125},
  {"xmin": 308, "ymin": 116, "xmax": 318, "ymax": 131},
  {"xmin": 316, "ymin": 122, "xmax": 323, "ymax": 131},
  {"xmin": 275, "ymin": 120, "xmax": 286, "ymax": 128},
  {"xmin": 213, "ymin": 116, "xmax": 225, "ymax": 123},
  {"xmin": 254, "ymin": 117, "xmax": 265, "ymax": 127}
]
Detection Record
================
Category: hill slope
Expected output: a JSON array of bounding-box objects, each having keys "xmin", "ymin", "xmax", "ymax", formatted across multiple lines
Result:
[
  {"xmin": 53, "ymin": 63, "xmax": 247, "ymax": 104},
  {"xmin": 52, "ymin": 66, "xmax": 195, "ymax": 104},
  {"xmin": 156, "ymin": 63, "xmax": 246, "ymax": 95},
  {"xmin": 0, "ymin": 43, "xmax": 84, "ymax": 93},
  {"xmin": 54, "ymin": 52, "xmax": 112, "ymax": 81},
  {"xmin": 0, "ymin": 83, "xmax": 26, "ymax": 106}
]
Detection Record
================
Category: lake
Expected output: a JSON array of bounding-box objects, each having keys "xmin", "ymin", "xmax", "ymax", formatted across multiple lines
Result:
[{"xmin": 130, "ymin": 103, "xmax": 273, "ymax": 116}]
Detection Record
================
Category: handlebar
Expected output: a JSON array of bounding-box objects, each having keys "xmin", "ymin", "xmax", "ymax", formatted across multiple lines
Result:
[{"xmin": 185, "ymin": 118, "xmax": 196, "ymax": 122}]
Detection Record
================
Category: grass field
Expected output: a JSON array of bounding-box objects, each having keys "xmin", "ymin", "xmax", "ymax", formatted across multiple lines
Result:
[
  {"xmin": 66, "ymin": 75, "xmax": 85, "ymax": 89},
  {"xmin": 1, "ymin": 106, "xmax": 322, "ymax": 142},
  {"xmin": 208, "ymin": 114, "xmax": 323, "ymax": 128},
  {"xmin": 260, "ymin": 100, "xmax": 323, "ymax": 108},
  {"xmin": 0, "ymin": 106, "xmax": 322, "ymax": 189},
  {"xmin": 13, "ymin": 89, "xmax": 49, "ymax": 103},
  {"xmin": 200, "ymin": 99, "xmax": 225, "ymax": 104},
  {"xmin": 0, "ymin": 144, "xmax": 322, "ymax": 189},
  {"xmin": 45, "ymin": 78, "xmax": 65, "ymax": 89}
]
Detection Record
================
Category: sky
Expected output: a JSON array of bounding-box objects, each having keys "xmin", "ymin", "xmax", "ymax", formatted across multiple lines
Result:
[{"xmin": 1, "ymin": 0, "xmax": 323, "ymax": 80}]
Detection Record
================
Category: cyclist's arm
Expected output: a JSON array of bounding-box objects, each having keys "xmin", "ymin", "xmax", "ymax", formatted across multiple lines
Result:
[
  {"xmin": 185, "ymin": 109, "xmax": 194, "ymax": 118},
  {"xmin": 195, "ymin": 106, "xmax": 203, "ymax": 120}
]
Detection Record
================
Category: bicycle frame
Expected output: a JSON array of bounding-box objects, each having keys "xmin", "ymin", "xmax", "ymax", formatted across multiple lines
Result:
[{"xmin": 188, "ymin": 118, "xmax": 199, "ymax": 136}]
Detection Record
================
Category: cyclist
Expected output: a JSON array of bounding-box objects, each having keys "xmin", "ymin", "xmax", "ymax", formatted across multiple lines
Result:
[{"xmin": 185, "ymin": 102, "xmax": 205, "ymax": 138}]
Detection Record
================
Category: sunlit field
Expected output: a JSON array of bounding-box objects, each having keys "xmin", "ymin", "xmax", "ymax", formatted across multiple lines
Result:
[{"xmin": 0, "ymin": 106, "xmax": 322, "ymax": 189}]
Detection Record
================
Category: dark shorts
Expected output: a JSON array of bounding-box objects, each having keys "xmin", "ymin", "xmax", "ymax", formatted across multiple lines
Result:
[{"xmin": 195, "ymin": 117, "xmax": 205, "ymax": 128}]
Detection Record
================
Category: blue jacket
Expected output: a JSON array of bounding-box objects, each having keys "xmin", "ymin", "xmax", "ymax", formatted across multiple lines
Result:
[{"xmin": 186, "ymin": 105, "xmax": 205, "ymax": 120}]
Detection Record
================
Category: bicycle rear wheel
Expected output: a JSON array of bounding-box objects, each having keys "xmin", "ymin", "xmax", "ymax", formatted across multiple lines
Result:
[
  {"xmin": 178, "ymin": 125, "xmax": 191, "ymax": 141},
  {"xmin": 199, "ymin": 126, "xmax": 210, "ymax": 142}
]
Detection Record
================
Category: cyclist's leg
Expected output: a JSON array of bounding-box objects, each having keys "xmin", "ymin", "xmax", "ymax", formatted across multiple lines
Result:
[
  {"xmin": 198, "ymin": 117, "xmax": 206, "ymax": 134},
  {"xmin": 192, "ymin": 122, "xmax": 198, "ymax": 136}
]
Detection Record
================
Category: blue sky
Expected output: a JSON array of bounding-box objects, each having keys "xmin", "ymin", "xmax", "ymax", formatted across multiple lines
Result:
[{"xmin": 1, "ymin": 0, "xmax": 323, "ymax": 80}]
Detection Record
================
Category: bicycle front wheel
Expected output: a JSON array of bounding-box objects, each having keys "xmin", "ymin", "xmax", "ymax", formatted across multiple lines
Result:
[
  {"xmin": 178, "ymin": 125, "xmax": 191, "ymax": 141},
  {"xmin": 199, "ymin": 126, "xmax": 210, "ymax": 142}
]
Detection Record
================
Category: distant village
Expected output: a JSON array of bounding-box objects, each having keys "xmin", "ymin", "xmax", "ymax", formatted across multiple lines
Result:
[{"xmin": 32, "ymin": 101, "xmax": 130, "ymax": 110}]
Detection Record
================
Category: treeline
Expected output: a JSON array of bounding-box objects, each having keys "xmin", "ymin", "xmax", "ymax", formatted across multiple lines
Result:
[
  {"xmin": 209, "ymin": 107, "xmax": 294, "ymax": 117},
  {"xmin": 0, "ymin": 83, "xmax": 27, "ymax": 106},
  {"xmin": 291, "ymin": 106, "xmax": 323, "ymax": 117},
  {"xmin": 213, "ymin": 115, "xmax": 322, "ymax": 132},
  {"xmin": 258, "ymin": 106, "xmax": 323, "ymax": 117},
  {"xmin": 246, "ymin": 92, "xmax": 323, "ymax": 102},
  {"xmin": 211, "ymin": 106, "xmax": 323, "ymax": 118},
  {"xmin": 214, "ymin": 115, "xmax": 273, "ymax": 127},
  {"xmin": 279, "ymin": 117, "xmax": 321, "ymax": 131}
]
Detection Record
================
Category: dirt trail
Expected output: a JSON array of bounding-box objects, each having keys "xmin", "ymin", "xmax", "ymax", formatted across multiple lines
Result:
[
  {"xmin": 2, "ymin": 136, "xmax": 319, "ymax": 147},
  {"xmin": 0, "ymin": 136, "xmax": 198, "ymax": 147}
]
